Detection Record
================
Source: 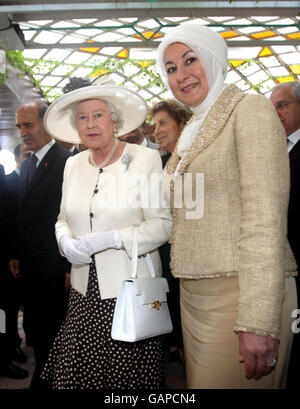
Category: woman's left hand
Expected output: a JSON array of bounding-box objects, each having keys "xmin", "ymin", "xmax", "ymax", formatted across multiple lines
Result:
[
  {"xmin": 77, "ymin": 230, "xmax": 122, "ymax": 256},
  {"xmin": 238, "ymin": 332, "xmax": 279, "ymax": 380}
]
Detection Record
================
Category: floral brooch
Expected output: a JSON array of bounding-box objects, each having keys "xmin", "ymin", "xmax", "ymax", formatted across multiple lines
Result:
[{"xmin": 121, "ymin": 153, "xmax": 133, "ymax": 171}]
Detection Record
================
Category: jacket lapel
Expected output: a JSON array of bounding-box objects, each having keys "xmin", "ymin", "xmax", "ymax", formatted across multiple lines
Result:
[
  {"xmin": 166, "ymin": 84, "xmax": 246, "ymax": 178},
  {"xmin": 289, "ymin": 140, "xmax": 300, "ymax": 165},
  {"xmin": 19, "ymin": 159, "xmax": 30, "ymax": 200},
  {"xmin": 22, "ymin": 143, "xmax": 59, "ymax": 198}
]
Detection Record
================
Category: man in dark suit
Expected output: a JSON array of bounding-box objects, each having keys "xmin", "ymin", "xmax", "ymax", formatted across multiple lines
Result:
[
  {"xmin": 9, "ymin": 101, "xmax": 71, "ymax": 388},
  {"xmin": 270, "ymin": 82, "xmax": 300, "ymax": 388},
  {"xmin": 3, "ymin": 144, "xmax": 31, "ymax": 364},
  {"xmin": 55, "ymin": 139, "xmax": 80, "ymax": 155},
  {"xmin": 0, "ymin": 164, "xmax": 29, "ymax": 379}
]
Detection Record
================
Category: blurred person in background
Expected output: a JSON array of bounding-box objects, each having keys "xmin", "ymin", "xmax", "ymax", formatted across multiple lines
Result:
[{"xmin": 0, "ymin": 163, "xmax": 28, "ymax": 379}]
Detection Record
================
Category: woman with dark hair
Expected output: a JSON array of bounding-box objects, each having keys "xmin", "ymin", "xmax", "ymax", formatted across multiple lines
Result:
[{"xmin": 151, "ymin": 99, "xmax": 192, "ymax": 165}]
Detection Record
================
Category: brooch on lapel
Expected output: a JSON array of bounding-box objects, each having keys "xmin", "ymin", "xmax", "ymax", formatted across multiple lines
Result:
[{"xmin": 121, "ymin": 153, "xmax": 133, "ymax": 172}]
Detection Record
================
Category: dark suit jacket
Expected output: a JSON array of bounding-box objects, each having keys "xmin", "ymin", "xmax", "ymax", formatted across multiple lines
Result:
[
  {"xmin": 0, "ymin": 165, "xmax": 16, "ymax": 297},
  {"xmin": 16, "ymin": 143, "xmax": 71, "ymax": 292},
  {"xmin": 288, "ymin": 140, "xmax": 300, "ymax": 276},
  {"xmin": 6, "ymin": 170, "xmax": 20, "ymax": 197},
  {"xmin": 287, "ymin": 138, "xmax": 300, "ymax": 388},
  {"xmin": 0, "ymin": 165, "xmax": 10, "ymax": 268},
  {"xmin": 5, "ymin": 171, "xmax": 20, "ymax": 235},
  {"xmin": 71, "ymin": 147, "xmax": 80, "ymax": 155},
  {"xmin": 0, "ymin": 164, "xmax": 8, "ymax": 228},
  {"xmin": 161, "ymin": 152, "xmax": 171, "ymax": 169}
]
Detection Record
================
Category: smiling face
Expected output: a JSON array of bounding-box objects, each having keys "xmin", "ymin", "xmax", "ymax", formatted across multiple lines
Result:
[
  {"xmin": 164, "ymin": 42, "xmax": 209, "ymax": 107},
  {"xmin": 75, "ymin": 99, "xmax": 116, "ymax": 151},
  {"xmin": 154, "ymin": 110, "xmax": 182, "ymax": 153}
]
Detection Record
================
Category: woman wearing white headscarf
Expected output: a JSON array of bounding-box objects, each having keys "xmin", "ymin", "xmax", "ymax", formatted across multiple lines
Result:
[{"xmin": 156, "ymin": 23, "xmax": 298, "ymax": 388}]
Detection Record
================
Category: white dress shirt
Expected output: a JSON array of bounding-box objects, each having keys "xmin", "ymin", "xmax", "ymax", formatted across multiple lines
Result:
[
  {"xmin": 34, "ymin": 139, "xmax": 56, "ymax": 167},
  {"xmin": 287, "ymin": 129, "xmax": 300, "ymax": 153}
]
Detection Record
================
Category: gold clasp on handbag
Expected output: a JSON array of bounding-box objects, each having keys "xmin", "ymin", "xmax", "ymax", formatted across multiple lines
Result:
[{"xmin": 151, "ymin": 300, "xmax": 161, "ymax": 310}]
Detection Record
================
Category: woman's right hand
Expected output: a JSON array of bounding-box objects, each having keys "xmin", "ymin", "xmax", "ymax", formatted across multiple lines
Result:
[
  {"xmin": 238, "ymin": 332, "xmax": 279, "ymax": 381},
  {"xmin": 59, "ymin": 235, "xmax": 92, "ymax": 265}
]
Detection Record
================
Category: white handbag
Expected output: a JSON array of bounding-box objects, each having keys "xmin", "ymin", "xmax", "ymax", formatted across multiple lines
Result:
[{"xmin": 111, "ymin": 227, "xmax": 173, "ymax": 342}]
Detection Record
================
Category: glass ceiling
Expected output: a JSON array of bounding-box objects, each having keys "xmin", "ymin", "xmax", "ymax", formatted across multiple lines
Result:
[{"xmin": 12, "ymin": 14, "xmax": 300, "ymax": 103}]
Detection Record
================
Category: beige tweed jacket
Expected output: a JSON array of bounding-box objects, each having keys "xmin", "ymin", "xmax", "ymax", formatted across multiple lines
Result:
[{"xmin": 166, "ymin": 84, "xmax": 297, "ymax": 339}]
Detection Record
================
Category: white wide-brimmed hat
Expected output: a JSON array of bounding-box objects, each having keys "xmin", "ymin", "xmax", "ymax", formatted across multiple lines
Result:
[{"xmin": 44, "ymin": 79, "xmax": 148, "ymax": 144}]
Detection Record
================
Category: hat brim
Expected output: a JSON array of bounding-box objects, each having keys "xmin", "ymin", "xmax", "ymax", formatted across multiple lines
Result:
[{"xmin": 43, "ymin": 85, "xmax": 148, "ymax": 144}]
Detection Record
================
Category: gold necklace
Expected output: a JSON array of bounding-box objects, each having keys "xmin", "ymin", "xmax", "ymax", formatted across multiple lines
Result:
[{"xmin": 89, "ymin": 138, "xmax": 119, "ymax": 168}]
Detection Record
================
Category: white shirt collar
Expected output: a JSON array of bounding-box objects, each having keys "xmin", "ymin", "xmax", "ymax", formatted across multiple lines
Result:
[
  {"xmin": 140, "ymin": 138, "xmax": 147, "ymax": 147},
  {"xmin": 34, "ymin": 139, "xmax": 55, "ymax": 166},
  {"xmin": 287, "ymin": 129, "xmax": 300, "ymax": 153}
]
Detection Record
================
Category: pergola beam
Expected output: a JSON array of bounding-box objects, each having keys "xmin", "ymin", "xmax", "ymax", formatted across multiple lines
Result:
[
  {"xmin": 24, "ymin": 39, "xmax": 300, "ymax": 50},
  {"xmin": 1, "ymin": 1, "xmax": 300, "ymax": 21}
]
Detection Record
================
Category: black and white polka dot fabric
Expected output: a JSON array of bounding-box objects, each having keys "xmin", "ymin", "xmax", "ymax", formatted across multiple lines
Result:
[{"xmin": 41, "ymin": 260, "xmax": 167, "ymax": 389}]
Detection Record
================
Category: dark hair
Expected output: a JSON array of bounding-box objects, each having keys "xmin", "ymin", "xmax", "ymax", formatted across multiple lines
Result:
[{"xmin": 151, "ymin": 99, "xmax": 192, "ymax": 127}]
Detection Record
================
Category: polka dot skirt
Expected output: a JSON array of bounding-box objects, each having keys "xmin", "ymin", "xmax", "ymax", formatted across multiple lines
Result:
[{"xmin": 40, "ymin": 260, "xmax": 167, "ymax": 389}]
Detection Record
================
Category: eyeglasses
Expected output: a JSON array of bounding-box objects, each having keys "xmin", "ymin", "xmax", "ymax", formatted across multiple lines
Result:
[{"xmin": 274, "ymin": 100, "xmax": 298, "ymax": 111}]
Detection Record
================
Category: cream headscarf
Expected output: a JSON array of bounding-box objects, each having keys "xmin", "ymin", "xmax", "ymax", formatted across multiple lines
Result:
[{"xmin": 156, "ymin": 24, "xmax": 228, "ymax": 156}]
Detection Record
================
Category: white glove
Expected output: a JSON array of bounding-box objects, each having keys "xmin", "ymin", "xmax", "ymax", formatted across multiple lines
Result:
[
  {"xmin": 59, "ymin": 235, "xmax": 92, "ymax": 265},
  {"xmin": 77, "ymin": 230, "xmax": 122, "ymax": 256}
]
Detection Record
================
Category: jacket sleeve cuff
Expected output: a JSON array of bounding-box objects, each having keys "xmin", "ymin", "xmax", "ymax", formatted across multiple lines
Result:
[{"xmin": 234, "ymin": 325, "xmax": 280, "ymax": 340}]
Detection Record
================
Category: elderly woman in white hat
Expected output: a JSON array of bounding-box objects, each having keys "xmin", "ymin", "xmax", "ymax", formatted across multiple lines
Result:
[
  {"xmin": 156, "ymin": 23, "xmax": 298, "ymax": 389},
  {"xmin": 40, "ymin": 80, "xmax": 172, "ymax": 389}
]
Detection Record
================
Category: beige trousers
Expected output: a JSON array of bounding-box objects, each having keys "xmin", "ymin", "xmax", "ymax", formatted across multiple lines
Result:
[{"xmin": 180, "ymin": 276, "xmax": 297, "ymax": 389}]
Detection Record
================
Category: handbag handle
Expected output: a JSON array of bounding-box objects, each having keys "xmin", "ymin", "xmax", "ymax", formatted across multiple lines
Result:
[{"xmin": 131, "ymin": 226, "xmax": 156, "ymax": 279}]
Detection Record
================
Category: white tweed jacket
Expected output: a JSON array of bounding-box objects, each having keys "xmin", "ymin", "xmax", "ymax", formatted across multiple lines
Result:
[
  {"xmin": 166, "ymin": 84, "xmax": 297, "ymax": 339},
  {"xmin": 56, "ymin": 143, "xmax": 172, "ymax": 299}
]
